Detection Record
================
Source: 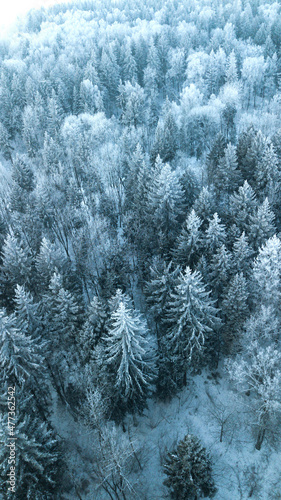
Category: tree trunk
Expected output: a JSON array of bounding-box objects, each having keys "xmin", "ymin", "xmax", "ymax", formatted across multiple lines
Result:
[{"xmin": 255, "ymin": 427, "xmax": 265, "ymax": 450}]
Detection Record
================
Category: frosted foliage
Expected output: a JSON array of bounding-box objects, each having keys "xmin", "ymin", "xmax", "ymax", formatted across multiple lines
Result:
[
  {"xmin": 0, "ymin": 309, "xmax": 42, "ymax": 385},
  {"xmin": 205, "ymin": 213, "xmax": 226, "ymax": 251},
  {"xmin": 227, "ymin": 343, "xmax": 281, "ymax": 420},
  {"xmin": 167, "ymin": 267, "xmax": 218, "ymax": 362},
  {"xmin": 105, "ymin": 301, "xmax": 153, "ymax": 399},
  {"xmin": 244, "ymin": 305, "xmax": 279, "ymax": 345},
  {"xmin": 252, "ymin": 235, "xmax": 281, "ymax": 307},
  {"xmin": 150, "ymin": 163, "xmax": 185, "ymax": 224},
  {"xmin": 175, "ymin": 209, "xmax": 202, "ymax": 262}
]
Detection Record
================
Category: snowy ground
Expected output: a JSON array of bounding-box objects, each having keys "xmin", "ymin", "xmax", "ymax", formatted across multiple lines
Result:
[{"xmin": 51, "ymin": 369, "xmax": 281, "ymax": 499}]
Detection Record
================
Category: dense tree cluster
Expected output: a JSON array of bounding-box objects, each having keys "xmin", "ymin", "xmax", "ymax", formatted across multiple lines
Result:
[{"xmin": 0, "ymin": 0, "xmax": 281, "ymax": 496}]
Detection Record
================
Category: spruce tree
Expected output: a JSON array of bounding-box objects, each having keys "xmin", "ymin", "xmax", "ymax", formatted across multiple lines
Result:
[
  {"xmin": 14, "ymin": 285, "xmax": 41, "ymax": 338},
  {"xmin": 173, "ymin": 209, "xmax": 203, "ymax": 268},
  {"xmin": 221, "ymin": 273, "xmax": 249, "ymax": 354},
  {"xmin": 0, "ymin": 308, "xmax": 43, "ymax": 387},
  {"xmin": 0, "ymin": 410, "xmax": 62, "ymax": 499},
  {"xmin": 102, "ymin": 301, "xmax": 155, "ymax": 418},
  {"xmin": 206, "ymin": 133, "xmax": 227, "ymax": 185},
  {"xmin": 43, "ymin": 271, "xmax": 79, "ymax": 346},
  {"xmin": 205, "ymin": 213, "xmax": 227, "ymax": 254},
  {"xmin": 145, "ymin": 259, "xmax": 180, "ymax": 328},
  {"xmin": 215, "ymin": 143, "xmax": 242, "ymax": 195},
  {"xmin": 232, "ymin": 231, "xmax": 254, "ymax": 277},
  {"xmin": 166, "ymin": 267, "xmax": 219, "ymax": 385},
  {"xmin": 147, "ymin": 160, "xmax": 185, "ymax": 253},
  {"xmin": 229, "ymin": 181, "xmax": 258, "ymax": 237},
  {"xmin": 164, "ymin": 434, "xmax": 216, "ymax": 500},
  {"xmin": 208, "ymin": 244, "xmax": 233, "ymax": 302},
  {"xmin": 78, "ymin": 296, "xmax": 107, "ymax": 363},
  {"xmin": 1, "ymin": 231, "xmax": 33, "ymax": 293},
  {"xmin": 249, "ymin": 198, "xmax": 276, "ymax": 251},
  {"xmin": 252, "ymin": 235, "xmax": 281, "ymax": 310}
]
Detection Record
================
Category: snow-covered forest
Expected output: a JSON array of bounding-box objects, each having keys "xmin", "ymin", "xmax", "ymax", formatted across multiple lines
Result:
[{"xmin": 1, "ymin": 0, "xmax": 281, "ymax": 498}]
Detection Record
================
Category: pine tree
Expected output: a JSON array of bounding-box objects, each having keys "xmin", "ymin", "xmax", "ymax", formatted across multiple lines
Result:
[
  {"xmin": 0, "ymin": 308, "xmax": 43, "ymax": 386},
  {"xmin": 102, "ymin": 301, "xmax": 155, "ymax": 418},
  {"xmin": 145, "ymin": 259, "xmax": 180, "ymax": 327},
  {"xmin": 193, "ymin": 187, "xmax": 216, "ymax": 229},
  {"xmin": 35, "ymin": 237, "xmax": 67, "ymax": 290},
  {"xmin": 232, "ymin": 231, "xmax": 254, "ymax": 277},
  {"xmin": 226, "ymin": 51, "xmax": 238, "ymax": 84},
  {"xmin": 120, "ymin": 41, "xmax": 137, "ymax": 82},
  {"xmin": 221, "ymin": 272, "xmax": 249, "ymax": 354},
  {"xmin": 11, "ymin": 154, "xmax": 35, "ymax": 193},
  {"xmin": 108, "ymin": 288, "xmax": 133, "ymax": 314},
  {"xmin": 208, "ymin": 244, "xmax": 233, "ymax": 301},
  {"xmin": 236, "ymin": 126, "xmax": 258, "ymax": 181},
  {"xmin": 173, "ymin": 209, "xmax": 203, "ymax": 268},
  {"xmin": 215, "ymin": 143, "xmax": 242, "ymax": 195},
  {"xmin": 206, "ymin": 133, "xmax": 227, "ymax": 185},
  {"xmin": 254, "ymin": 142, "xmax": 280, "ymax": 202},
  {"xmin": 0, "ymin": 122, "xmax": 12, "ymax": 160},
  {"xmin": 43, "ymin": 271, "xmax": 79, "ymax": 345},
  {"xmin": 14, "ymin": 285, "xmax": 41, "ymax": 338},
  {"xmin": 252, "ymin": 235, "xmax": 281, "ymax": 310},
  {"xmin": 205, "ymin": 213, "xmax": 227, "ymax": 254},
  {"xmin": 150, "ymin": 110, "xmax": 178, "ymax": 164},
  {"xmin": 237, "ymin": 128, "xmax": 267, "ymax": 184},
  {"xmin": 1, "ymin": 232, "xmax": 33, "ymax": 302},
  {"xmin": 0, "ymin": 410, "xmax": 62, "ymax": 499},
  {"xmin": 229, "ymin": 181, "xmax": 258, "ymax": 236},
  {"xmin": 249, "ymin": 198, "xmax": 276, "ymax": 251},
  {"xmin": 78, "ymin": 296, "xmax": 107, "ymax": 363},
  {"xmin": 166, "ymin": 267, "xmax": 219, "ymax": 385},
  {"xmin": 163, "ymin": 434, "xmax": 216, "ymax": 500},
  {"xmin": 147, "ymin": 160, "xmax": 186, "ymax": 253}
]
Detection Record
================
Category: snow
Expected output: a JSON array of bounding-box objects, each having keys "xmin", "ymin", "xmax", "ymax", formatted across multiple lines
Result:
[{"xmin": 48, "ymin": 366, "xmax": 281, "ymax": 499}]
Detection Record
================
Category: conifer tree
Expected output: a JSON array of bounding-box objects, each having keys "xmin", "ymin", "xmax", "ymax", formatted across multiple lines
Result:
[
  {"xmin": 0, "ymin": 410, "xmax": 62, "ymax": 499},
  {"xmin": 208, "ymin": 244, "xmax": 233, "ymax": 301},
  {"xmin": 166, "ymin": 267, "xmax": 219, "ymax": 385},
  {"xmin": 78, "ymin": 296, "xmax": 107, "ymax": 363},
  {"xmin": 249, "ymin": 198, "xmax": 276, "ymax": 251},
  {"xmin": 215, "ymin": 143, "xmax": 242, "ymax": 195},
  {"xmin": 254, "ymin": 142, "xmax": 280, "ymax": 201},
  {"xmin": 102, "ymin": 301, "xmax": 155, "ymax": 418},
  {"xmin": 35, "ymin": 237, "xmax": 67, "ymax": 290},
  {"xmin": 173, "ymin": 209, "xmax": 203, "ymax": 268},
  {"xmin": 147, "ymin": 159, "xmax": 185, "ymax": 253},
  {"xmin": 206, "ymin": 133, "xmax": 227, "ymax": 185},
  {"xmin": 0, "ymin": 308, "xmax": 43, "ymax": 387},
  {"xmin": 252, "ymin": 235, "xmax": 281, "ymax": 310},
  {"xmin": 1, "ymin": 232, "xmax": 33, "ymax": 306},
  {"xmin": 164, "ymin": 434, "xmax": 216, "ymax": 500},
  {"xmin": 150, "ymin": 111, "xmax": 178, "ymax": 164},
  {"xmin": 232, "ymin": 231, "xmax": 254, "ymax": 277},
  {"xmin": 193, "ymin": 187, "xmax": 216, "ymax": 229},
  {"xmin": 0, "ymin": 122, "xmax": 12, "ymax": 160},
  {"xmin": 229, "ymin": 180, "xmax": 258, "ymax": 237},
  {"xmin": 145, "ymin": 259, "xmax": 180, "ymax": 328},
  {"xmin": 221, "ymin": 272, "xmax": 249, "ymax": 354},
  {"xmin": 14, "ymin": 284, "xmax": 41, "ymax": 338},
  {"xmin": 43, "ymin": 271, "xmax": 79, "ymax": 346},
  {"xmin": 205, "ymin": 213, "xmax": 227, "ymax": 254}
]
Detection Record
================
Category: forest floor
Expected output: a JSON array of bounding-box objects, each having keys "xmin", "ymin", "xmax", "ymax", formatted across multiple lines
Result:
[{"xmin": 50, "ymin": 366, "xmax": 281, "ymax": 499}]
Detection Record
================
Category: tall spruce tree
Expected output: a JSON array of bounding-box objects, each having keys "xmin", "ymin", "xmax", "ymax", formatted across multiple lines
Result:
[
  {"xmin": 165, "ymin": 267, "xmax": 219, "ymax": 386},
  {"xmin": 102, "ymin": 301, "xmax": 155, "ymax": 418}
]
